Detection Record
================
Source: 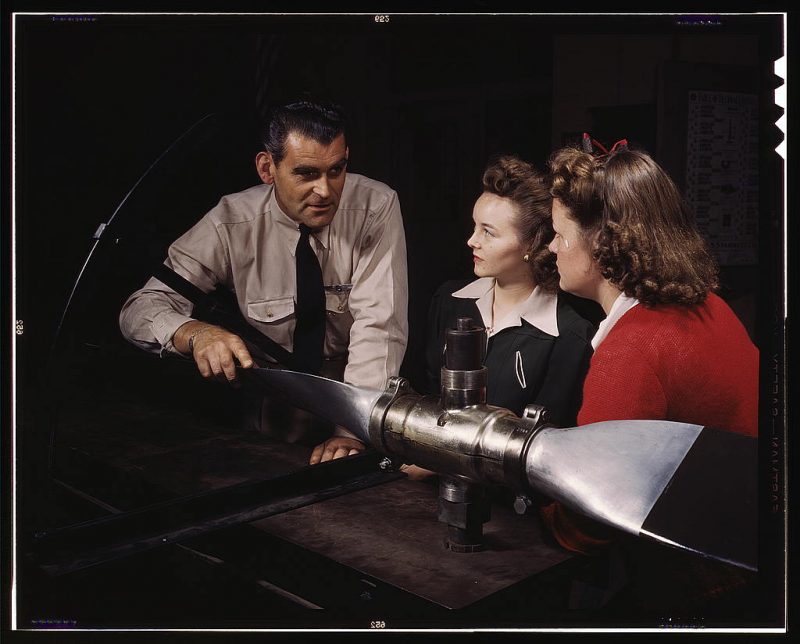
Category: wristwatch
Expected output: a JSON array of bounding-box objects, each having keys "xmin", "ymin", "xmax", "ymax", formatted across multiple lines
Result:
[{"xmin": 187, "ymin": 328, "xmax": 205, "ymax": 355}]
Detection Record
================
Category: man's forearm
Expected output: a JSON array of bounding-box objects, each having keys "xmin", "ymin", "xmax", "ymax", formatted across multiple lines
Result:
[
  {"xmin": 172, "ymin": 320, "xmax": 218, "ymax": 356},
  {"xmin": 119, "ymin": 276, "xmax": 198, "ymax": 355}
]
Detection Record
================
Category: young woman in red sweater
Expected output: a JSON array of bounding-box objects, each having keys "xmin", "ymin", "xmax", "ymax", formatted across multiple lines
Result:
[{"xmin": 541, "ymin": 143, "xmax": 759, "ymax": 556}]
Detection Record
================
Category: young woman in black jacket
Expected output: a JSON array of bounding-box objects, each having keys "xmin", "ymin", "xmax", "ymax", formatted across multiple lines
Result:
[{"xmin": 427, "ymin": 155, "xmax": 598, "ymax": 427}]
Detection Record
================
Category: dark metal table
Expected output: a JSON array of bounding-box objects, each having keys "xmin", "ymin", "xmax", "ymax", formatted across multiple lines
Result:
[
  {"xmin": 34, "ymin": 387, "xmax": 576, "ymax": 617},
  {"xmin": 21, "ymin": 368, "xmax": 760, "ymax": 629},
  {"xmin": 253, "ymin": 468, "xmax": 571, "ymax": 609}
]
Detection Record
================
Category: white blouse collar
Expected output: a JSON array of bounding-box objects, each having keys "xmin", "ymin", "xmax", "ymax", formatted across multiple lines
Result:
[
  {"xmin": 591, "ymin": 292, "xmax": 639, "ymax": 350},
  {"xmin": 452, "ymin": 277, "xmax": 560, "ymax": 337}
]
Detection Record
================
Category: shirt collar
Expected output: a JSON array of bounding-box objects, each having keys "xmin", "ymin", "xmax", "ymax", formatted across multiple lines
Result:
[
  {"xmin": 591, "ymin": 292, "xmax": 639, "ymax": 350},
  {"xmin": 452, "ymin": 277, "xmax": 560, "ymax": 337},
  {"xmin": 269, "ymin": 190, "xmax": 331, "ymax": 254}
]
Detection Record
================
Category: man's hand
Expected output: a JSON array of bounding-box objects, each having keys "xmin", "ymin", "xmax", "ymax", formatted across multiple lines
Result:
[
  {"xmin": 309, "ymin": 437, "xmax": 365, "ymax": 464},
  {"xmin": 400, "ymin": 464, "xmax": 437, "ymax": 481},
  {"xmin": 173, "ymin": 321, "xmax": 254, "ymax": 386}
]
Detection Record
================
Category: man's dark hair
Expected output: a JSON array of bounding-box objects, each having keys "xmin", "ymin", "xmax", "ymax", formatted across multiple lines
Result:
[{"xmin": 263, "ymin": 99, "xmax": 347, "ymax": 165}]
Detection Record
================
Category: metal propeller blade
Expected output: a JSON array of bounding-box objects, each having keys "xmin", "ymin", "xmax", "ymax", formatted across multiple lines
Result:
[
  {"xmin": 526, "ymin": 420, "xmax": 703, "ymax": 534},
  {"xmin": 527, "ymin": 421, "xmax": 757, "ymax": 570},
  {"xmin": 247, "ymin": 368, "xmax": 757, "ymax": 570},
  {"xmin": 243, "ymin": 368, "xmax": 381, "ymax": 443}
]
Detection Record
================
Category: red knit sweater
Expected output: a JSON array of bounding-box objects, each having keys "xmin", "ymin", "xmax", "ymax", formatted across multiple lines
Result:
[
  {"xmin": 542, "ymin": 293, "xmax": 759, "ymax": 554},
  {"xmin": 578, "ymin": 293, "xmax": 758, "ymax": 436}
]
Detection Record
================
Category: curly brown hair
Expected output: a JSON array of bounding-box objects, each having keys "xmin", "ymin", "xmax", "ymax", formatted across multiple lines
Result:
[
  {"xmin": 548, "ymin": 147, "xmax": 719, "ymax": 306},
  {"xmin": 481, "ymin": 155, "xmax": 559, "ymax": 292}
]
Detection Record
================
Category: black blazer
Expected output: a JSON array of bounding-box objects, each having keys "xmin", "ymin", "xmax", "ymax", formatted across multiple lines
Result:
[{"xmin": 426, "ymin": 280, "xmax": 597, "ymax": 427}]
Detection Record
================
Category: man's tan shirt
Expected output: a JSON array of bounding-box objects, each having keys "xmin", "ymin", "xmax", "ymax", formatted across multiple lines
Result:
[{"xmin": 119, "ymin": 173, "xmax": 408, "ymax": 392}]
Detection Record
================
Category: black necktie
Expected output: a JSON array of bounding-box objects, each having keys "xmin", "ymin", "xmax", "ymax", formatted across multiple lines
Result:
[{"xmin": 294, "ymin": 224, "xmax": 325, "ymax": 374}]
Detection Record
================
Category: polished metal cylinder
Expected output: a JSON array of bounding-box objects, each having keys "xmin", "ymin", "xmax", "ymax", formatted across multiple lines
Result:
[
  {"xmin": 439, "ymin": 475, "xmax": 483, "ymax": 503},
  {"xmin": 443, "ymin": 317, "xmax": 486, "ymax": 370},
  {"xmin": 440, "ymin": 317, "xmax": 487, "ymax": 410},
  {"xmin": 372, "ymin": 389, "xmax": 540, "ymax": 491},
  {"xmin": 439, "ymin": 474, "xmax": 491, "ymax": 553},
  {"xmin": 440, "ymin": 366, "xmax": 487, "ymax": 409}
]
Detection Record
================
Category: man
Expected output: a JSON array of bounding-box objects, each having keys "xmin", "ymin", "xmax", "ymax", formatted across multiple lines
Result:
[{"xmin": 119, "ymin": 99, "xmax": 408, "ymax": 462}]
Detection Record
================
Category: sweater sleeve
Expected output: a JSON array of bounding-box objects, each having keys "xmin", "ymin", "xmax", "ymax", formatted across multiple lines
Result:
[
  {"xmin": 539, "ymin": 499, "xmax": 620, "ymax": 555},
  {"xmin": 541, "ymin": 334, "xmax": 666, "ymax": 554},
  {"xmin": 577, "ymin": 339, "xmax": 667, "ymax": 425}
]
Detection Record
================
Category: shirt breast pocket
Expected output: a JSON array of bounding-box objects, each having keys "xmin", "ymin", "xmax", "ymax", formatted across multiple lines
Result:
[
  {"xmin": 247, "ymin": 296, "xmax": 295, "ymax": 323},
  {"xmin": 325, "ymin": 284, "xmax": 352, "ymax": 315}
]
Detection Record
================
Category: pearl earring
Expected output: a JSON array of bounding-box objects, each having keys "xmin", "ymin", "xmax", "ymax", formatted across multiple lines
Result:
[{"xmin": 523, "ymin": 253, "xmax": 530, "ymax": 262}]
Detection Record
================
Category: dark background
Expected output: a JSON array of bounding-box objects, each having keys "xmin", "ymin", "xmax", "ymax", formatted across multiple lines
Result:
[
  {"xmin": 14, "ymin": 12, "xmax": 782, "ymax": 380},
  {"xmin": 6, "ymin": 9, "xmax": 788, "ymax": 632}
]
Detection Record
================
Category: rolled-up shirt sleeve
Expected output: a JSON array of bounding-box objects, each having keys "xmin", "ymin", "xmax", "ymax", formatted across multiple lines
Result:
[
  {"xmin": 343, "ymin": 190, "xmax": 408, "ymax": 390},
  {"xmin": 119, "ymin": 212, "xmax": 231, "ymax": 356}
]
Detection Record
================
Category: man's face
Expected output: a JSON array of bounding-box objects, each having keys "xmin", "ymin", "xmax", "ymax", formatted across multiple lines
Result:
[{"xmin": 257, "ymin": 131, "xmax": 349, "ymax": 229}]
